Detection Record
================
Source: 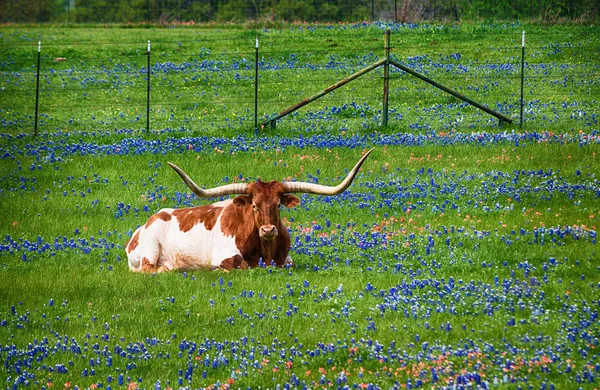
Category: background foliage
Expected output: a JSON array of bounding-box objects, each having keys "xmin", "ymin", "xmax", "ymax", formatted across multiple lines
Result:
[{"xmin": 1, "ymin": 0, "xmax": 599, "ymax": 24}]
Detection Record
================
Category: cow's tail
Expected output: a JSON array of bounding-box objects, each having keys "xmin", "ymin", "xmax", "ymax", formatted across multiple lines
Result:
[
  {"xmin": 126, "ymin": 228, "xmax": 143, "ymax": 271},
  {"xmin": 128, "ymin": 255, "xmax": 141, "ymax": 271}
]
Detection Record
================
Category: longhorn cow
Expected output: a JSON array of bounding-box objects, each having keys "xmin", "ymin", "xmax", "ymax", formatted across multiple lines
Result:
[{"xmin": 126, "ymin": 149, "xmax": 373, "ymax": 272}]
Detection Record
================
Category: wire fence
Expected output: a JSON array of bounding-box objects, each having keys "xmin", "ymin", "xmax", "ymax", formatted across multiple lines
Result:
[
  {"xmin": 2, "ymin": 0, "xmax": 599, "ymax": 24},
  {"xmin": 1, "ymin": 26, "xmax": 599, "ymax": 135}
]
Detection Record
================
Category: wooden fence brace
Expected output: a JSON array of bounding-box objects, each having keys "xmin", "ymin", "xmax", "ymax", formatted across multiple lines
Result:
[
  {"xmin": 34, "ymin": 41, "xmax": 41, "ymax": 136},
  {"xmin": 388, "ymin": 59, "xmax": 513, "ymax": 124},
  {"xmin": 262, "ymin": 58, "xmax": 386, "ymax": 129},
  {"xmin": 146, "ymin": 40, "xmax": 151, "ymax": 133},
  {"xmin": 382, "ymin": 30, "xmax": 390, "ymax": 126},
  {"xmin": 261, "ymin": 30, "xmax": 512, "ymax": 129}
]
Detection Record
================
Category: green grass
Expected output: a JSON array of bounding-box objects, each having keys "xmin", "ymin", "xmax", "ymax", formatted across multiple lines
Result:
[{"xmin": 1, "ymin": 140, "xmax": 598, "ymax": 388}]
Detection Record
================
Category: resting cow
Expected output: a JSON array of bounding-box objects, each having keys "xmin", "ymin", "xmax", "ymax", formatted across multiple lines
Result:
[{"xmin": 126, "ymin": 149, "xmax": 373, "ymax": 272}]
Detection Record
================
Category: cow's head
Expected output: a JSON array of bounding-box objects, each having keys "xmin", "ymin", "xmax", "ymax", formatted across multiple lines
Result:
[
  {"xmin": 232, "ymin": 181, "xmax": 299, "ymax": 240},
  {"xmin": 168, "ymin": 149, "xmax": 373, "ymax": 240}
]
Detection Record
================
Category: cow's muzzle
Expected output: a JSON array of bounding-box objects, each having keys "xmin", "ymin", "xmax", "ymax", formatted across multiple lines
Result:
[{"xmin": 260, "ymin": 225, "xmax": 278, "ymax": 240}]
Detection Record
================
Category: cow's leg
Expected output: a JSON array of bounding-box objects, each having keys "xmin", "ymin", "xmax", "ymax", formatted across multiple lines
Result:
[
  {"xmin": 284, "ymin": 255, "xmax": 294, "ymax": 267},
  {"xmin": 219, "ymin": 255, "xmax": 249, "ymax": 271},
  {"xmin": 141, "ymin": 257, "xmax": 169, "ymax": 273},
  {"xmin": 128, "ymin": 234, "xmax": 163, "ymax": 273}
]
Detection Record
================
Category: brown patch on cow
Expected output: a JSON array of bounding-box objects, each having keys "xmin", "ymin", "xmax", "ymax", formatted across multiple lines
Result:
[
  {"xmin": 173, "ymin": 205, "xmax": 222, "ymax": 233},
  {"xmin": 141, "ymin": 257, "xmax": 154, "ymax": 272},
  {"xmin": 127, "ymin": 230, "xmax": 140, "ymax": 252},
  {"xmin": 220, "ymin": 199, "xmax": 255, "ymax": 245},
  {"xmin": 220, "ymin": 255, "xmax": 248, "ymax": 271},
  {"xmin": 174, "ymin": 253, "xmax": 202, "ymax": 270},
  {"xmin": 145, "ymin": 211, "xmax": 172, "ymax": 228}
]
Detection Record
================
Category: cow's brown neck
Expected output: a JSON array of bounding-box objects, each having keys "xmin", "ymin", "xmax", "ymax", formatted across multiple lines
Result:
[
  {"xmin": 220, "ymin": 202, "xmax": 290, "ymax": 267},
  {"xmin": 258, "ymin": 236, "xmax": 277, "ymax": 267}
]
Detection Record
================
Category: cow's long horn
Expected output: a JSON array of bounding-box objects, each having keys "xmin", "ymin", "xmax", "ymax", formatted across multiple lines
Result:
[
  {"xmin": 168, "ymin": 162, "xmax": 249, "ymax": 198},
  {"xmin": 283, "ymin": 149, "xmax": 373, "ymax": 195}
]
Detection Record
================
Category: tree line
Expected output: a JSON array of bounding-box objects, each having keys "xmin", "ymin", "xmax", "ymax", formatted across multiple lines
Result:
[{"xmin": 2, "ymin": 0, "xmax": 598, "ymax": 24}]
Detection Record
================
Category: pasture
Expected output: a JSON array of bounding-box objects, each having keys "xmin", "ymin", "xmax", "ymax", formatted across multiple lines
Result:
[{"xmin": 0, "ymin": 22, "xmax": 599, "ymax": 389}]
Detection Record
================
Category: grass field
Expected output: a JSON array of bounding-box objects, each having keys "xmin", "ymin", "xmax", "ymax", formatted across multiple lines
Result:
[{"xmin": 0, "ymin": 22, "xmax": 599, "ymax": 389}]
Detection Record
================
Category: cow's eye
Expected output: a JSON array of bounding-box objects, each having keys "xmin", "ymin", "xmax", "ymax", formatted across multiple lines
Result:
[{"xmin": 252, "ymin": 204, "xmax": 258, "ymax": 212}]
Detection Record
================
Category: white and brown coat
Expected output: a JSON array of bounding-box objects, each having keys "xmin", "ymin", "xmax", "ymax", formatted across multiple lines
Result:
[{"xmin": 126, "ymin": 149, "xmax": 372, "ymax": 272}]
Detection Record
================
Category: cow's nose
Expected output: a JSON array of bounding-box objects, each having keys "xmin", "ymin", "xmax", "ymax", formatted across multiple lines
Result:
[{"xmin": 260, "ymin": 225, "xmax": 277, "ymax": 239}]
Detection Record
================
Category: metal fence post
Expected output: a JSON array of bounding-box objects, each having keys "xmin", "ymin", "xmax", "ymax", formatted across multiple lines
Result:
[
  {"xmin": 254, "ymin": 36, "xmax": 259, "ymax": 134},
  {"xmin": 382, "ymin": 30, "xmax": 390, "ymax": 127},
  {"xmin": 520, "ymin": 30, "xmax": 525, "ymax": 127},
  {"xmin": 371, "ymin": 0, "xmax": 375, "ymax": 22},
  {"xmin": 34, "ymin": 40, "xmax": 41, "ymax": 136},
  {"xmin": 146, "ymin": 40, "xmax": 151, "ymax": 133}
]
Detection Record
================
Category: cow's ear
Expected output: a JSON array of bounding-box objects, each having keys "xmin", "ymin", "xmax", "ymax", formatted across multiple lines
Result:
[
  {"xmin": 233, "ymin": 195, "xmax": 252, "ymax": 207},
  {"xmin": 282, "ymin": 194, "xmax": 300, "ymax": 208}
]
